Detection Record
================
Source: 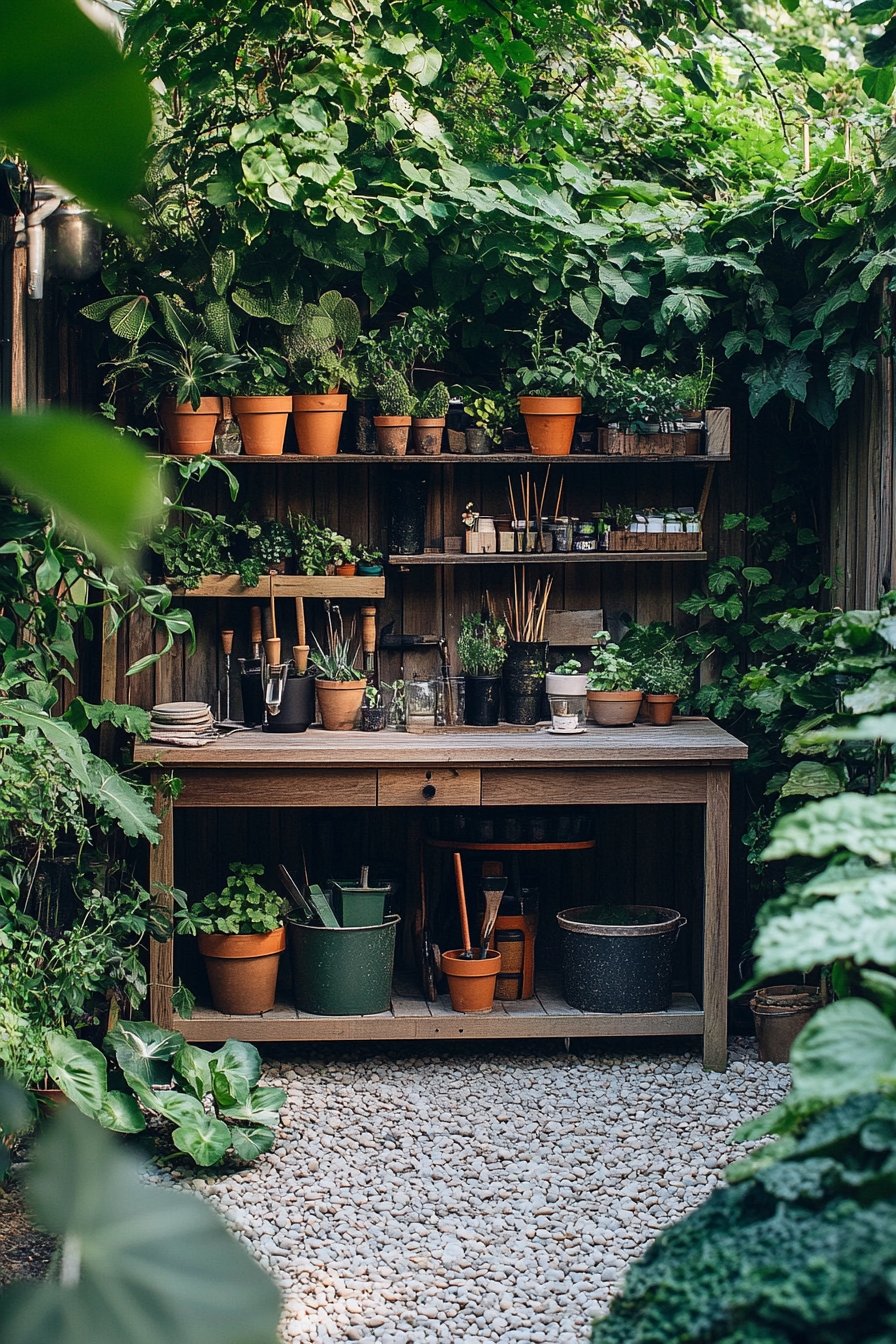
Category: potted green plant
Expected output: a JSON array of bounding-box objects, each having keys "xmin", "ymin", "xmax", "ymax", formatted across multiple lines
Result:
[
  {"xmin": 312, "ymin": 608, "xmax": 367, "ymax": 730},
  {"xmin": 356, "ymin": 545, "xmax": 384, "ymax": 576},
  {"xmin": 287, "ymin": 291, "xmax": 361, "ymax": 456},
  {"xmin": 360, "ymin": 684, "xmax": 387, "ymax": 732},
  {"xmin": 637, "ymin": 645, "xmax": 693, "ymax": 725},
  {"xmin": 457, "ymin": 610, "xmax": 508, "ymax": 726},
  {"xmin": 464, "ymin": 394, "xmax": 506, "ymax": 456},
  {"xmin": 674, "ymin": 350, "xmax": 716, "ymax": 423},
  {"xmin": 151, "ymin": 514, "xmax": 234, "ymax": 589},
  {"xmin": 586, "ymin": 631, "xmax": 643, "ymax": 726},
  {"xmin": 174, "ymin": 863, "xmax": 286, "ymax": 1015},
  {"xmin": 515, "ymin": 320, "xmax": 619, "ymax": 456},
  {"xmin": 373, "ymin": 367, "xmax": 414, "ymax": 456},
  {"xmin": 546, "ymin": 655, "xmax": 587, "ymax": 698},
  {"xmin": 231, "ymin": 346, "xmax": 292, "ymax": 456},
  {"xmin": 329, "ymin": 532, "xmax": 357, "ymax": 576},
  {"xmin": 232, "ymin": 517, "xmax": 295, "ymax": 587},
  {"xmin": 412, "ymin": 381, "xmax": 449, "ymax": 456}
]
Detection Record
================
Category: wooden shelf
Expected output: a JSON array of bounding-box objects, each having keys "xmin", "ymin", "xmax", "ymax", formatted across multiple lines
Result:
[
  {"xmin": 156, "ymin": 452, "xmax": 729, "ymax": 466},
  {"xmin": 425, "ymin": 838, "xmax": 596, "ymax": 852},
  {"xmin": 170, "ymin": 574, "xmax": 385, "ymax": 598},
  {"xmin": 174, "ymin": 986, "xmax": 703, "ymax": 1043},
  {"xmin": 389, "ymin": 551, "xmax": 707, "ymax": 567}
]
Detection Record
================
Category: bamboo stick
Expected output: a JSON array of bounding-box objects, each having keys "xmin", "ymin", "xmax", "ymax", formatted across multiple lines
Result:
[
  {"xmin": 554, "ymin": 477, "xmax": 564, "ymax": 520},
  {"xmin": 269, "ymin": 573, "xmax": 278, "ymax": 640}
]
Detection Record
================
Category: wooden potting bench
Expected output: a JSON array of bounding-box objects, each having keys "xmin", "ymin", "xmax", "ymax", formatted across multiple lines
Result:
[{"xmin": 137, "ymin": 717, "xmax": 746, "ymax": 1070}]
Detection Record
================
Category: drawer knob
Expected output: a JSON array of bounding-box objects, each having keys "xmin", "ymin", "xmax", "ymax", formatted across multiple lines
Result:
[{"xmin": 422, "ymin": 784, "xmax": 437, "ymax": 800}]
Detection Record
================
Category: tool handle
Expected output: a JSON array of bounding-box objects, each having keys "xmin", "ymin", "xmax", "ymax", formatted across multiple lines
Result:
[
  {"xmin": 295, "ymin": 596, "xmax": 306, "ymax": 646},
  {"xmin": 249, "ymin": 605, "xmax": 262, "ymax": 647},
  {"xmin": 453, "ymin": 851, "xmax": 472, "ymax": 954},
  {"xmin": 293, "ymin": 644, "xmax": 309, "ymax": 675},
  {"xmin": 220, "ymin": 629, "xmax": 234, "ymax": 656},
  {"xmin": 361, "ymin": 605, "xmax": 377, "ymax": 657},
  {"xmin": 264, "ymin": 637, "xmax": 281, "ymax": 666}
]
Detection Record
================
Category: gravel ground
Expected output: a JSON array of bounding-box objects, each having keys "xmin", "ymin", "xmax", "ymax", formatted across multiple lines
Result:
[{"xmin": 180, "ymin": 1038, "xmax": 789, "ymax": 1344}]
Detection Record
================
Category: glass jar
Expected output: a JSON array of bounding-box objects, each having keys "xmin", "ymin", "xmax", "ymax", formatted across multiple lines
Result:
[
  {"xmin": 573, "ymin": 520, "xmax": 597, "ymax": 553},
  {"xmin": 214, "ymin": 417, "xmax": 243, "ymax": 456}
]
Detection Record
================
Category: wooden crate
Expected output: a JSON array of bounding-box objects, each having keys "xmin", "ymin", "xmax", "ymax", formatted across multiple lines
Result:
[
  {"xmin": 600, "ymin": 428, "xmax": 701, "ymax": 457},
  {"xmin": 610, "ymin": 531, "xmax": 703, "ymax": 552}
]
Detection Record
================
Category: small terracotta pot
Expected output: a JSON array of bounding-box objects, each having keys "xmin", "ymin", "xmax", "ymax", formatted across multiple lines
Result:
[
  {"xmin": 374, "ymin": 415, "xmax": 411, "ymax": 457},
  {"xmin": 197, "ymin": 927, "xmax": 286, "ymax": 1015},
  {"xmin": 646, "ymin": 693, "xmax": 678, "ymax": 726},
  {"xmin": 519, "ymin": 395, "xmax": 581, "ymax": 457},
  {"xmin": 336, "ymin": 563, "xmax": 357, "ymax": 577},
  {"xmin": 292, "ymin": 392, "xmax": 348, "ymax": 457},
  {"xmin": 586, "ymin": 689, "xmax": 643, "ymax": 726},
  {"xmin": 161, "ymin": 396, "xmax": 222, "ymax": 456},
  {"xmin": 232, "ymin": 395, "xmax": 290, "ymax": 456},
  {"xmin": 441, "ymin": 949, "xmax": 502, "ymax": 1013},
  {"xmin": 411, "ymin": 418, "xmax": 445, "ymax": 456},
  {"xmin": 316, "ymin": 677, "xmax": 367, "ymax": 730}
]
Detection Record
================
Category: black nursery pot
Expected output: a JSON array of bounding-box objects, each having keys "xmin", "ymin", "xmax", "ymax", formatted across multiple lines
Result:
[
  {"xmin": 360, "ymin": 704, "xmax": 387, "ymax": 732},
  {"xmin": 502, "ymin": 641, "xmax": 548, "ymax": 725},
  {"xmin": 266, "ymin": 671, "xmax": 315, "ymax": 733},
  {"xmin": 464, "ymin": 674, "xmax": 501, "ymax": 727},
  {"xmin": 389, "ymin": 472, "xmax": 428, "ymax": 555}
]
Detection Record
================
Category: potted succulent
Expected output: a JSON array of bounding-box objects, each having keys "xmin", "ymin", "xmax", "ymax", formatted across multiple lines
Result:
[
  {"xmin": 231, "ymin": 346, "xmax": 292, "ymax": 456},
  {"xmin": 174, "ymin": 863, "xmax": 286, "ymax": 1015},
  {"xmin": 457, "ymin": 610, "xmax": 508, "ymax": 726},
  {"xmin": 287, "ymin": 291, "xmax": 361, "ymax": 456},
  {"xmin": 412, "ymin": 381, "xmax": 449, "ymax": 456},
  {"xmin": 372, "ymin": 368, "xmax": 414, "ymax": 456},
  {"xmin": 464, "ymin": 394, "xmax": 506, "ymax": 455},
  {"xmin": 360, "ymin": 684, "xmax": 387, "ymax": 732},
  {"xmin": 637, "ymin": 645, "xmax": 693, "ymax": 725},
  {"xmin": 586, "ymin": 631, "xmax": 643, "ymax": 726},
  {"xmin": 312, "ymin": 608, "xmax": 367, "ymax": 730},
  {"xmin": 356, "ymin": 545, "xmax": 384, "ymax": 576}
]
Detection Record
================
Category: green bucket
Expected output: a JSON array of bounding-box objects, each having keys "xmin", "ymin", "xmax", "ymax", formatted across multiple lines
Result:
[{"xmin": 287, "ymin": 914, "xmax": 400, "ymax": 1015}]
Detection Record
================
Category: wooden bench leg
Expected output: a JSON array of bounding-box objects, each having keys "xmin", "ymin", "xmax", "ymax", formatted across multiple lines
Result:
[
  {"xmin": 148, "ymin": 774, "xmax": 175, "ymax": 1031},
  {"xmin": 703, "ymin": 766, "xmax": 730, "ymax": 1071}
]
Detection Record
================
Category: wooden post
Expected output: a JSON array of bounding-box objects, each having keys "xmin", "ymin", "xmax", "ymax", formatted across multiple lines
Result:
[
  {"xmin": 703, "ymin": 765, "xmax": 730, "ymax": 1071},
  {"xmin": 148, "ymin": 771, "xmax": 176, "ymax": 1030}
]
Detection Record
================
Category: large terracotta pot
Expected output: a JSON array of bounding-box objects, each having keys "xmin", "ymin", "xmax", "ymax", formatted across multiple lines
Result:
[
  {"xmin": 646, "ymin": 693, "xmax": 678, "ymax": 726},
  {"xmin": 197, "ymin": 927, "xmax": 286, "ymax": 1014},
  {"xmin": 586, "ymin": 689, "xmax": 643, "ymax": 726},
  {"xmin": 519, "ymin": 395, "xmax": 581, "ymax": 457},
  {"xmin": 292, "ymin": 392, "xmax": 348, "ymax": 457},
  {"xmin": 161, "ymin": 396, "xmax": 222, "ymax": 456},
  {"xmin": 232, "ymin": 395, "xmax": 290, "ymax": 456},
  {"xmin": 411, "ymin": 418, "xmax": 445, "ymax": 456},
  {"xmin": 374, "ymin": 416, "xmax": 411, "ymax": 457},
  {"xmin": 316, "ymin": 678, "xmax": 367, "ymax": 730}
]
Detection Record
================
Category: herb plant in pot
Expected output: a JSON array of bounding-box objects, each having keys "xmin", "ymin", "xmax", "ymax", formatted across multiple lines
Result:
[
  {"xmin": 175, "ymin": 864, "xmax": 286, "ymax": 1015},
  {"xmin": 464, "ymin": 394, "xmax": 508, "ymax": 455},
  {"xmin": 374, "ymin": 368, "xmax": 414, "ymax": 456},
  {"xmin": 360, "ymin": 684, "xmax": 387, "ymax": 731},
  {"xmin": 312, "ymin": 609, "xmax": 367, "ymax": 730},
  {"xmin": 356, "ymin": 545, "xmax": 383, "ymax": 576},
  {"xmin": 457, "ymin": 611, "xmax": 507, "ymax": 726},
  {"xmin": 412, "ymin": 381, "xmax": 449, "ymax": 456},
  {"xmin": 638, "ymin": 645, "xmax": 692, "ymax": 725},
  {"xmin": 287, "ymin": 292, "xmax": 361, "ymax": 456},
  {"xmin": 232, "ymin": 346, "xmax": 292, "ymax": 456},
  {"xmin": 586, "ymin": 632, "xmax": 643, "ymax": 726},
  {"xmin": 546, "ymin": 656, "xmax": 587, "ymax": 730}
]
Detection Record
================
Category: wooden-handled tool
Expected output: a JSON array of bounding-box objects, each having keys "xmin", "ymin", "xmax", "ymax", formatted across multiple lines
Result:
[
  {"xmin": 219, "ymin": 629, "xmax": 235, "ymax": 723},
  {"xmin": 249, "ymin": 605, "xmax": 263, "ymax": 658},
  {"xmin": 293, "ymin": 596, "xmax": 309, "ymax": 674},
  {"xmin": 265, "ymin": 575, "xmax": 281, "ymax": 665},
  {"xmin": 479, "ymin": 876, "xmax": 507, "ymax": 959},
  {"xmin": 361, "ymin": 605, "xmax": 377, "ymax": 685},
  {"xmin": 453, "ymin": 851, "xmax": 473, "ymax": 959}
]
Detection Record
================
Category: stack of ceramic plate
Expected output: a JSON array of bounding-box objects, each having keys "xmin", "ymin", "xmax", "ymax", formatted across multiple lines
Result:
[{"xmin": 149, "ymin": 701, "xmax": 216, "ymax": 746}]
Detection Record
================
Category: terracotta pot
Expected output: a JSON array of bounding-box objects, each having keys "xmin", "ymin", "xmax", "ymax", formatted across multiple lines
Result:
[
  {"xmin": 750, "ymin": 984, "xmax": 822, "ymax": 1063},
  {"xmin": 292, "ymin": 392, "xmax": 348, "ymax": 457},
  {"xmin": 316, "ymin": 677, "xmax": 367, "ymax": 731},
  {"xmin": 197, "ymin": 927, "xmax": 286, "ymax": 1015},
  {"xmin": 231, "ymin": 395, "xmax": 290, "ymax": 456},
  {"xmin": 335, "ymin": 563, "xmax": 357, "ymax": 577},
  {"xmin": 586, "ymin": 689, "xmax": 643, "ymax": 726},
  {"xmin": 411, "ymin": 418, "xmax": 445, "ymax": 456},
  {"xmin": 646, "ymin": 693, "xmax": 679, "ymax": 726},
  {"xmin": 374, "ymin": 415, "xmax": 411, "ymax": 457},
  {"xmin": 161, "ymin": 396, "xmax": 222, "ymax": 456},
  {"xmin": 441, "ymin": 949, "xmax": 502, "ymax": 1013},
  {"xmin": 518, "ymin": 395, "xmax": 581, "ymax": 457}
]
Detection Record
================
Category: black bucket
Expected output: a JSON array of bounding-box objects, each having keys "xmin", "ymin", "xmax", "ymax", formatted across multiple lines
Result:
[
  {"xmin": 464, "ymin": 674, "xmax": 500, "ymax": 726},
  {"xmin": 266, "ymin": 671, "xmax": 315, "ymax": 733},
  {"xmin": 502, "ymin": 640, "xmax": 548, "ymax": 725},
  {"xmin": 557, "ymin": 904, "xmax": 686, "ymax": 1013}
]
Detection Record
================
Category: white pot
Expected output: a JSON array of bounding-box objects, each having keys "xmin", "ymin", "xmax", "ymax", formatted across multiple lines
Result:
[
  {"xmin": 546, "ymin": 672, "xmax": 588, "ymax": 697},
  {"xmin": 646, "ymin": 519, "xmax": 664, "ymax": 534},
  {"xmin": 686, "ymin": 521, "xmax": 701, "ymax": 533},
  {"xmin": 665, "ymin": 522, "xmax": 683, "ymax": 534}
]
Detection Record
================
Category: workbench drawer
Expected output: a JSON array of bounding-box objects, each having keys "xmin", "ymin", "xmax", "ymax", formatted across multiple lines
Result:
[
  {"xmin": 378, "ymin": 768, "xmax": 481, "ymax": 807},
  {"xmin": 177, "ymin": 769, "xmax": 378, "ymax": 808}
]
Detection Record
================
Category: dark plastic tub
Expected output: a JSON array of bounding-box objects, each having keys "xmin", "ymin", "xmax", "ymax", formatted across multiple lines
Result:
[
  {"xmin": 328, "ymin": 878, "xmax": 394, "ymax": 928},
  {"xmin": 288, "ymin": 914, "xmax": 400, "ymax": 1015},
  {"xmin": 557, "ymin": 905, "xmax": 686, "ymax": 1013}
]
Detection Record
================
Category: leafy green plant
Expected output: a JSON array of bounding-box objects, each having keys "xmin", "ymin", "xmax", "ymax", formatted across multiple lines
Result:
[
  {"xmin": 514, "ymin": 315, "xmax": 620, "ymax": 400},
  {"xmin": 415, "ymin": 381, "xmax": 450, "ymax": 419},
  {"xmin": 552, "ymin": 657, "xmax": 582, "ymax": 676},
  {"xmin": 457, "ymin": 612, "xmax": 508, "ymax": 677},
  {"xmin": 175, "ymin": 863, "xmax": 284, "ymax": 936},
  {"xmin": 286, "ymin": 291, "xmax": 361, "ymax": 394},
  {"xmin": 586, "ymin": 631, "xmax": 639, "ymax": 692},
  {"xmin": 674, "ymin": 349, "xmax": 715, "ymax": 412},
  {"xmin": 464, "ymin": 394, "xmax": 510, "ymax": 444},
  {"xmin": 236, "ymin": 345, "xmax": 290, "ymax": 396},
  {"xmin": 311, "ymin": 636, "xmax": 364, "ymax": 682},
  {"xmin": 376, "ymin": 367, "xmax": 414, "ymax": 417},
  {"xmin": 150, "ymin": 515, "xmax": 233, "ymax": 589}
]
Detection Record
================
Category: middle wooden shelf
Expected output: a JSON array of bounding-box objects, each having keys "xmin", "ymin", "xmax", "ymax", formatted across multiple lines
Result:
[
  {"xmin": 389, "ymin": 551, "xmax": 707, "ymax": 566},
  {"xmin": 171, "ymin": 574, "xmax": 386, "ymax": 598}
]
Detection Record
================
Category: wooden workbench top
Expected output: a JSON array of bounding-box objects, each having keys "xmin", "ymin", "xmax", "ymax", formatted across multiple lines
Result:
[{"xmin": 134, "ymin": 718, "xmax": 747, "ymax": 768}]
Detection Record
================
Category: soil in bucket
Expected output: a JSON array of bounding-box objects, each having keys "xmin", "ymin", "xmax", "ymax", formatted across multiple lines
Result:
[
  {"xmin": 557, "ymin": 904, "xmax": 686, "ymax": 1012},
  {"xmin": 197, "ymin": 927, "xmax": 286, "ymax": 1014},
  {"xmin": 287, "ymin": 914, "xmax": 400, "ymax": 1015},
  {"xmin": 441, "ymin": 949, "xmax": 502, "ymax": 1012},
  {"xmin": 750, "ymin": 984, "xmax": 821, "ymax": 1063}
]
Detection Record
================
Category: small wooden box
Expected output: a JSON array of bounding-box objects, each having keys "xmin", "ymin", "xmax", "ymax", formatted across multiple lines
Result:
[
  {"xmin": 610, "ymin": 531, "xmax": 702, "ymax": 552},
  {"xmin": 602, "ymin": 428, "xmax": 701, "ymax": 457}
]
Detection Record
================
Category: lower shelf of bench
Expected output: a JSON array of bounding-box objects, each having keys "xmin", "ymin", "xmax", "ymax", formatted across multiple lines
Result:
[{"xmin": 176, "ymin": 989, "xmax": 703, "ymax": 1043}]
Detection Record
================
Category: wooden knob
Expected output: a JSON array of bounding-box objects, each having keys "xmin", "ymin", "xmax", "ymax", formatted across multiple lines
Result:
[
  {"xmin": 249, "ymin": 605, "xmax": 262, "ymax": 646},
  {"xmin": 220, "ymin": 629, "xmax": 234, "ymax": 655},
  {"xmin": 361, "ymin": 605, "xmax": 377, "ymax": 656}
]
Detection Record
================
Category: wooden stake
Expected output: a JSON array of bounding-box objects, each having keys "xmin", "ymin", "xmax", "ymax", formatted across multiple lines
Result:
[
  {"xmin": 554, "ymin": 477, "xmax": 564, "ymax": 520},
  {"xmin": 269, "ymin": 574, "xmax": 278, "ymax": 641}
]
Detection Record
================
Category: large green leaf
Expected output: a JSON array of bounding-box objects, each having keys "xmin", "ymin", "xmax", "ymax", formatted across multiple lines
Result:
[
  {"xmin": 105, "ymin": 1021, "xmax": 185, "ymax": 1087},
  {"xmin": 171, "ymin": 1112, "xmax": 233, "ymax": 1166},
  {"xmin": 755, "ymin": 866, "xmax": 896, "ymax": 975},
  {"xmin": 172, "ymin": 1044, "xmax": 215, "ymax": 1099},
  {"xmin": 763, "ymin": 793, "xmax": 896, "ymax": 864},
  {"xmin": 779, "ymin": 761, "xmax": 846, "ymax": 799},
  {"xmin": 0, "ymin": 1106, "xmax": 280, "ymax": 1344},
  {"xmin": 85, "ymin": 756, "xmax": 160, "ymax": 842},
  {"xmin": 230, "ymin": 1125, "xmax": 276, "ymax": 1161},
  {"xmin": 46, "ymin": 1032, "xmax": 108, "ymax": 1120},
  {"xmin": 98, "ymin": 1091, "xmax": 147, "ymax": 1135},
  {"xmin": 220, "ymin": 1085, "xmax": 287, "ymax": 1129},
  {"xmin": 0, "ymin": 0, "xmax": 151, "ymax": 228},
  {"xmin": 0, "ymin": 413, "xmax": 161, "ymax": 563},
  {"xmin": 208, "ymin": 1041, "xmax": 263, "ymax": 1111},
  {"xmin": 790, "ymin": 1000, "xmax": 896, "ymax": 1104}
]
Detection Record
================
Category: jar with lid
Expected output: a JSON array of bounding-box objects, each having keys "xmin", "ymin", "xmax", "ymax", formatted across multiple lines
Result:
[{"xmin": 573, "ymin": 520, "xmax": 597, "ymax": 552}]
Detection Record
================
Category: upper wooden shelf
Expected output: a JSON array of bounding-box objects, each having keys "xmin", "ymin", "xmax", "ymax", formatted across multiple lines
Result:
[
  {"xmin": 389, "ymin": 551, "xmax": 707, "ymax": 566},
  {"xmin": 155, "ymin": 452, "xmax": 729, "ymax": 466},
  {"xmin": 170, "ymin": 574, "xmax": 385, "ymax": 598}
]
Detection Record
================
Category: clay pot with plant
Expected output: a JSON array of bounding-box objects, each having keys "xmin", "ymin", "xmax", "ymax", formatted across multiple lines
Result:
[
  {"xmin": 412, "ymin": 381, "xmax": 449, "ymax": 456},
  {"xmin": 312, "ymin": 606, "xmax": 367, "ymax": 730},
  {"xmin": 515, "ymin": 317, "xmax": 618, "ymax": 457},
  {"xmin": 175, "ymin": 863, "xmax": 287, "ymax": 1015},
  {"xmin": 586, "ymin": 631, "xmax": 642, "ymax": 726},
  {"xmin": 287, "ymin": 292, "xmax": 361, "ymax": 456},
  {"xmin": 637, "ymin": 645, "xmax": 693, "ymax": 725},
  {"xmin": 373, "ymin": 368, "xmax": 414, "ymax": 456},
  {"xmin": 457, "ymin": 608, "xmax": 508, "ymax": 726},
  {"xmin": 232, "ymin": 346, "xmax": 292, "ymax": 456},
  {"xmin": 673, "ymin": 349, "xmax": 716, "ymax": 423}
]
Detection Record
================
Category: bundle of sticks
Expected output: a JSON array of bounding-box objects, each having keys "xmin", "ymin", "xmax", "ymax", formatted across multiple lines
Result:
[
  {"xmin": 505, "ymin": 566, "xmax": 553, "ymax": 643},
  {"xmin": 506, "ymin": 464, "xmax": 563, "ymax": 552}
]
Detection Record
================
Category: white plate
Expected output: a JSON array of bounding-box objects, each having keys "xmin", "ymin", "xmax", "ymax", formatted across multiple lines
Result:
[{"xmin": 545, "ymin": 726, "xmax": 586, "ymax": 736}]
